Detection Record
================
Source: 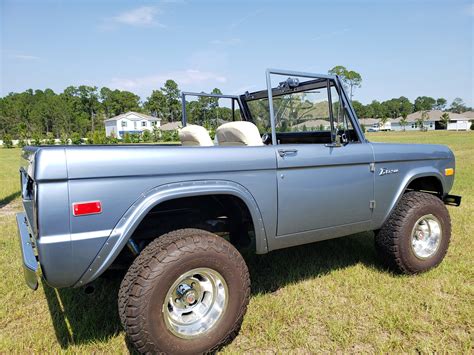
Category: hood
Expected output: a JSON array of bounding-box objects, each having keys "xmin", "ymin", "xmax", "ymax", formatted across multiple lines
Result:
[{"xmin": 370, "ymin": 143, "xmax": 454, "ymax": 162}]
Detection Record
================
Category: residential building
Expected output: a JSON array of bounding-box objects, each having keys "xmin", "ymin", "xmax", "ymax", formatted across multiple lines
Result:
[
  {"xmin": 159, "ymin": 121, "xmax": 182, "ymax": 131},
  {"xmin": 391, "ymin": 110, "xmax": 470, "ymax": 131},
  {"xmin": 104, "ymin": 112, "xmax": 161, "ymax": 139},
  {"xmin": 359, "ymin": 118, "xmax": 391, "ymax": 131}
]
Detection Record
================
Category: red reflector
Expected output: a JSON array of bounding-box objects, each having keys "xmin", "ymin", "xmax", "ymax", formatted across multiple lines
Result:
[{"xmin": 73, "ymin": 201, "xmax": 102, "ymax": 216}]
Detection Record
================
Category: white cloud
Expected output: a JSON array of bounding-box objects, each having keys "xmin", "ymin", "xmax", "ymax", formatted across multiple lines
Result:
[
  {"xmin": 210, "ymin": 38, "xmax": 242, "ymax": 46},
  {"xmin": 109, "ymin": 6, "xmax": 164, "ymax": 27},
  {"xmin": 12, "ymin": 54, "xmax": 40, "ymax": 60},
  {"xmin": 109, "ymin": 69, "xmax": 227, "ymax": 93}
]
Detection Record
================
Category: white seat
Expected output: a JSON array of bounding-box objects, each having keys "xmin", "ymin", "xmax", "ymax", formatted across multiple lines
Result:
[
  {"xmin": 216, "ymin": 121, "xmax": 263, "ymax": 146},
  {"xmin": 179, "ymin": 125, "xmax": 214, "ymax": 146}
]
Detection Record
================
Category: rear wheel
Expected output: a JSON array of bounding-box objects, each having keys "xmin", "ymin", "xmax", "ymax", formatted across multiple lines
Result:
[
  {"xmin": 118, "ymin": 228, "xmax": 250, "ymax": 354},
  {"xmin": 375, "ymin": 191, "xmax": 451, "ymax": 274}
]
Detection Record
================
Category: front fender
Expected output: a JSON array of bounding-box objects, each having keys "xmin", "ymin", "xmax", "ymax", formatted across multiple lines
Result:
[
  {"xmin": 75, "ymin": 180, "xmax": 268, "ymax": 287},
  {"xmin": 372, "ymin": 166, "xmax": 446, "ymax": 230}
]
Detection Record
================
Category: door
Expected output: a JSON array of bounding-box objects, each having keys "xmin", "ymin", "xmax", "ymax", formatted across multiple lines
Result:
[
  {"xmin": 267, "ymin": 74, "xmax": 374, "ymax": 239},
  {"xmin": 276, "ymin": 142, "xmax": 373, "ymax": 236}
]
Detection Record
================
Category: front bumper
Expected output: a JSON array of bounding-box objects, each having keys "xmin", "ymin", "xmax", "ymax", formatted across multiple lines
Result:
[{"xmin": 16, "ymin": 212, "xmax": 39, "ymax": 290}]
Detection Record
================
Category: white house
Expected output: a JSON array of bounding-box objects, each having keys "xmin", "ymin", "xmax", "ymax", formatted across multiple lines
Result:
[
  {"xmin": 359, "ymin": 118, "xmax": 391, "ymax": 131},
  {"xmin": 104, "ymin": 112, "xmax": 161, "ymax": 139},
  {"xmin": 391, "ymin": 110, "xmax": 471, "ymax": 131}
]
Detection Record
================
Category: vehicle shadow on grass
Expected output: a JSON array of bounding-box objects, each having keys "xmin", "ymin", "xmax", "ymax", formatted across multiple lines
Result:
[
  {"xmin": 42, "ymin": 272, "xmax": 126, "ymax": 350},
  {"xmin": 245, "ymin": 231, "xmax": 382, "ymax": 295},
  {"xmin": 0, "ymin": 191, "xmax": 20, "ymax": 207},
  {"xmin": 42, "ymin": 231, "xmax": 382, "ymax": 349}
]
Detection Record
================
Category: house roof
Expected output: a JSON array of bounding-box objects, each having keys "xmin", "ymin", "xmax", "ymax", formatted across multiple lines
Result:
[
  {"xmin": 461, "ymin": 111, "xmax": 474, "ymax": 119},
  {"xmin": 159, "ymin": 121, "xmax": 182, "ymax": 131},
  {"xmin": 104, "ymin": 111, "xmax": 161, "ymax": 122},
  {"xmin": 394, "ymin": 110, "xmax": 469, "ymax": 122},
  {"xmin": 359, "ymin": 118, "xmax": 379, "ymax": 125}
]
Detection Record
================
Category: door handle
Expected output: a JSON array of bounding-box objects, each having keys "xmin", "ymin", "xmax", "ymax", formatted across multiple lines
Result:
[{"xmin": 278, "ymin": 148, "xmax": 298, "ymax": 157}]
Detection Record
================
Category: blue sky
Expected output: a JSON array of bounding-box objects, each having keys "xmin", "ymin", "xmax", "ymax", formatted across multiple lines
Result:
[{"xmin": 1, "ymin": 0, "xmax": 473, "ymax": 106}]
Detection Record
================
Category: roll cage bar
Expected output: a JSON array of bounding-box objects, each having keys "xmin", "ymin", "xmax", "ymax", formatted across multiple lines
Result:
[{"xmin": 180, "ymin": 69, "xmax": 365, "ymax": 145}]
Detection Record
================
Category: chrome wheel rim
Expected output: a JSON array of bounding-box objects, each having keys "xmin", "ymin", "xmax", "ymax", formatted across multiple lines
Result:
[
  {"xmin": 411, "ymin": 214, "xmax": 442, "ymax": 259},
  {"xmin": 163, "ymin": 267, "xmax": 228, "ymax": 339}
]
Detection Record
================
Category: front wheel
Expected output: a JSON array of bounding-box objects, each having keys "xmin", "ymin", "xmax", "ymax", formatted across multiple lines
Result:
[
  {"xmin": 118, "ymin": 229, "xmax": 250, "ymax": 354},
  {"xmin": 375, "ymin": 191, "xmax": 451, "ymax": 274}
]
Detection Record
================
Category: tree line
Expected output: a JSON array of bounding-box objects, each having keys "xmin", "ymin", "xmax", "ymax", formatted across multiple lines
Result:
[
  {"xmin": 0, "ymin": 79, "xmax": 242, "ymax": 142},
  {"xmin": 1, "ymin": 66, "xmax": 472, "ymax": 144}
]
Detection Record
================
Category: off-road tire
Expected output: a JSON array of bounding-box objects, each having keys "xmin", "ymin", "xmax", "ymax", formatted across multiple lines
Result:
[
  {"xmin": 118, "ymin": 228, "xmax": 251, "ymax": 354},
  {"xmin": 375, "ymin": 191, "xmax": 451, "ymax": 274}
]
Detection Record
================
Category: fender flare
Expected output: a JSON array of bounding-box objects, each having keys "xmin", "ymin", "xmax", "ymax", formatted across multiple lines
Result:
[
  {"xmin": 75, "ymin": 180, "xmax": 268, "ymax": 286},
  {"xmin": 377, "ymin": 168, "xmax": 445, "ymax": 228}
]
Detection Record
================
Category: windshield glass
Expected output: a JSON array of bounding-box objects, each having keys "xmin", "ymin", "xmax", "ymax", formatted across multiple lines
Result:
[{"xmin": 245, "ymin": 79, "xmax": 339, "ymax": 133}]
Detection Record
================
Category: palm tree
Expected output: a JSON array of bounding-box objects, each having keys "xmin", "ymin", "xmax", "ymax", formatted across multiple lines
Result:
[
  {"xmin": 440, "ymin": 112, "xmax": 450, "ymax": 130},
  {"xmin": 417, "ymin": 111, "xmax": 429, "ymax": 131},
  {"xmin": 399, "ymin": 114, "xmax": 408, "ymax": 131},
  {"xmin": 379, "ymin": 116, "xmax": 389, "ymax": 131}
]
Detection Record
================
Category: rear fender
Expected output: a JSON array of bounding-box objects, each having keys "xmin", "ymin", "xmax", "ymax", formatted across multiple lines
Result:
[{"xmin": 74, "ymin": 180, "xmax": 267, "ymax": 287}]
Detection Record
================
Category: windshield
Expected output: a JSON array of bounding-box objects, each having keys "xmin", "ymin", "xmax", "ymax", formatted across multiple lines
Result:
[{"xmin": 245, "ymin": 79, "xmax": 350, "ymax": 133}]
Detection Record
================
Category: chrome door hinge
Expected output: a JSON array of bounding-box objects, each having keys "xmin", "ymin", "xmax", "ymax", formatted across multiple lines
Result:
[
  {"xmin": 369, "ymin": 163, "xmax": 375, "ymax": 172},
  {"xmin": 369, "ymin": 200, "xmax": 376, "ymax": 209}
]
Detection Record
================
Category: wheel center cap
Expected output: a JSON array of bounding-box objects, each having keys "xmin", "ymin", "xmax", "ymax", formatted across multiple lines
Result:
[
  {"xmin": 183, "ymin": 290, "xmax": 196, "ymax": 305},
  {"xmin": 418, "ymin": 231, "xmax": 424, "ymax": 240}
]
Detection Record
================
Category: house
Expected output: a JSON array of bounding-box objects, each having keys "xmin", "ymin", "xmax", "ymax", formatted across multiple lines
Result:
[
  {"xmin": 159, "ymin": 121, "xmax": 182, "ymax": 131},
  {"xmin": 104, "ymin": 112, "xmax": 161, "ymax": 139},
  {"xmin": 391, "ymin": 110, "xmax": 471, "ymax": 131},
  {"xmin": 359, "ymin": 118, "xmax": 391, "ymax": 131}
]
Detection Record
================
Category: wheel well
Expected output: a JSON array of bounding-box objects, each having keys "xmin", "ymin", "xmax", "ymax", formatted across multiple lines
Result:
[
  {"xmin": 113, "ymin": 194, "xmax": 256, "ymax": 268},
  {"xmin": 406, "ymin": 176, "xmax": 443, "ymax": 196}
]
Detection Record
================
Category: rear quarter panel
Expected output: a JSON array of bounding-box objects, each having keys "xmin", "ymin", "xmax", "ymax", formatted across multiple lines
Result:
[{"xmin": 65, "ymin": 145, "xmax": 277, "ymax": 287}]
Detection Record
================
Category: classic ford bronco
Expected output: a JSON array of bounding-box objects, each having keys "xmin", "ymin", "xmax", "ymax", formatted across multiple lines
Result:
[{"xmin": 16, "ymin": 69, "xmax": 461, "ymax": 354}]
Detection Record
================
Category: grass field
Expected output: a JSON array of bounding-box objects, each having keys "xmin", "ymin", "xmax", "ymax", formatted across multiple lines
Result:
[{"xmin": 0, "ymin": 131, "xmax": 472, "ymax": 353}]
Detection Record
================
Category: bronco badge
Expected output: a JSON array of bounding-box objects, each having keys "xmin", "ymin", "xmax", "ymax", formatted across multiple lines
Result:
[{"xmin": 379, "ymin": 168, "xmax": 399, "ymax": 176}]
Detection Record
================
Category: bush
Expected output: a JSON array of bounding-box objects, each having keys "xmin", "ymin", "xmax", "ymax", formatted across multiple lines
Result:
[
  {"xmin": 71, "ymin": 133, "xmax": 82, "ymax": 145},
  {"xmin": 45, "ymin": 133, "xmax": 56, "ymax": 145},
  {"xmin": 17, "ymin": 139, "xmax": 27, "ymax": 148},
  {"xmin": 123, "ymin": 132, "xmax": 131, "ymax": 143},
  {"xmin": 31, "ymin": 133, "xmax": 43, "ymax": 146},
  {"xmin": 160, "ymin": 130, "xmax": 179, "ymax": 142},
  {"xmin": 106, "ymin": 135, "xmax": 119, "ymax": 144},
  {"xmin": 130, "ymin": 133, "xmax": 141, "ymax": 143},
  {"xmin": 152, "ymin": 127, "xmax": 161, "ymax": 142},
  {"xmin": 91, "ymin": 131, "xmax": 107, "ymax": 144},
  {"xmin": 107, "ymin": 132, "xmax": 118, "ymax": 144},
  {"xmin": 471, "ymin": 121, "xmax": 474, "ymax": 130},
  {"xmin": 142, "ymin": 129, "xmax": 152, "ymax": 143},
  {"xmin": 2, "ymin": 134, "xmax": 14, "ymax": 148},
  {"xmin": 60, "ymin": 134, "xmax": 69, "ymax": 145}
]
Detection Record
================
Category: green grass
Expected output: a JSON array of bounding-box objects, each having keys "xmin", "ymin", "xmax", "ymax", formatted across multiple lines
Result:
[{"xmin": 0, "ymin": 131, "xmax": 473, "ymax": 353}]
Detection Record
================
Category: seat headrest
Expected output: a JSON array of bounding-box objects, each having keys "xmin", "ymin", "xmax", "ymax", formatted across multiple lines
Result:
[
  {"xmin": 179, "ymin": 125, "xmax": 213, "ymax": 146},
  {"xmin": 216, "ymin": 121, "xmax": 263, "ymax": 146}
]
